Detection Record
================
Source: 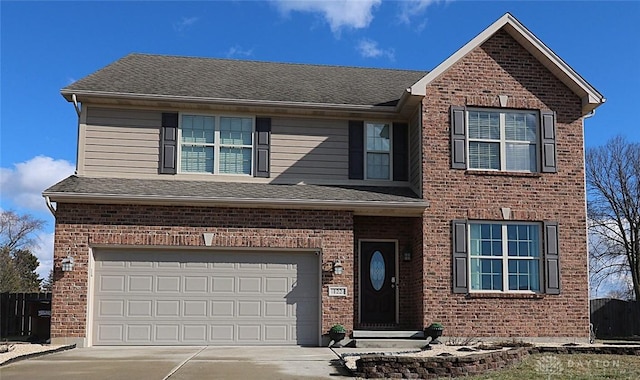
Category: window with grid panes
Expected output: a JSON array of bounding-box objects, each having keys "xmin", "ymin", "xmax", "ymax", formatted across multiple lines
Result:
[
  {"xmin": 467, "ymin": 110, "xmax": 538, "ymax": 171},
  {"xmin": 180, "ymin": 114, "xmax": 253, "ymax": 175},
  {"xmin": 469, "ymin": 222, "xmax": 541, "ymax": 292}
]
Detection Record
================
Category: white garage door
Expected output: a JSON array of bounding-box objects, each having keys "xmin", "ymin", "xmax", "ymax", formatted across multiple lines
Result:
[{"xmin": 92, "ymin": 249, "xmax": 319, "ymax": 346}]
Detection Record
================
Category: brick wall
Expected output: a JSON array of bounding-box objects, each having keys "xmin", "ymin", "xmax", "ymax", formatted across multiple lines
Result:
[
  {"xmin": 51, "ymin": 203, "xmax": 354, "ymax": 340},
  {"xmin": 420, "ymin": 30, "xmax": 589, "ymax": 338}
]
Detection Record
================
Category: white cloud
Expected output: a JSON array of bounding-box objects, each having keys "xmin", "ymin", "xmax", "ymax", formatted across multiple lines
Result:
[
  {"xmin": 356, "ymin": 38, "xmax": 395, "ymax": 60},
  {"xmin": 225, "ymin": 45, "xmax": 254, "ymax": 58},
  {"xmin": 0, "ymin": 156, "xmax": 75, "ymax": 212},
  {"xmin": 398, "ymin": 0, "xmax": 445, "ymax": 26},
  {"xmin": 173, "ymin": 16, "xmax": 199, "ymax": 32},
  {"xmin": 273, "ymin": 0, "xmax": 381, "ymax": 33}
]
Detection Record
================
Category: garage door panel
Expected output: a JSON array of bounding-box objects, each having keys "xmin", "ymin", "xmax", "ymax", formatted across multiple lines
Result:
[
  {"xmin": 129, "ymin": 276, "xmax": 153, "ymax": 292},
  {"xmin": 127, "ymin": 325, "xmax": 152, "ymax": 341},
  {"xmin": 211, "ymin": 300, "xmax": 234, "ymax": 316},
  {"xmin": 155, "ymin": 324, "xmax": 180, "ymax": 341},
  {"xmin": 210, "ymin": 325, "xmax": 234, "ymax": 341},
  {"xmin": 184, "ymin": 276, "xmax": 208, "ymax": 292},
  {"xmin": 156, "ymin": 300, "xmax": 180, "ymax": 316},
  {"xmin": 93, "ymin": 250, "xmax": 319, "ymax": 345},
  {"xmin": 98, "ymin": 300, "xmax": 124, "ymax": 316},
  {"xmin": 156, "ymin": 276, "xmax": 180, "ymax": 292},
  {"xmin": 211, "ymin": 277, "xmax": 235, "ymax": 292},
  {"xmin": 127, "ymin": 300, "xmax": 152, "ymax": 317},
  {"xmin": 265, "ymin": 277, "xmax": 289, "ymax": 293},
  {"xmin": 264, "ymin": 301, "xmax": 288, "ymax": 317},
  {"xmin": 238, "ymin": 277, "xmax": 261, "ymax": 293},
  {"xmin": 97, "ymin": 324, "xmax": 124, "ymax": 342},
  {"xmin": 100, "ymin": 275, "xmax": 125, "ymax": 292},
  {"xmin": 183, "ymin": 324, "xmax": 208, "ymax": 342},
  {"xmin": 184, "ymin": 300, "xmax": 208, "ymax": 316}
]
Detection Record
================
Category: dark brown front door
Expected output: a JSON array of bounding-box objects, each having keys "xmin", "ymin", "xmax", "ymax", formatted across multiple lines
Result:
[{"xmin": 360, "ymin": 241, "xmax": 396, "ymax": 324}]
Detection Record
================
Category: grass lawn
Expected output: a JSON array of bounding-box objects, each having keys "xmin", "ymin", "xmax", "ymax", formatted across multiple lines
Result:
[{"xmin": 467, "ymin": 353, "xmax": 640, "ymax": 380}]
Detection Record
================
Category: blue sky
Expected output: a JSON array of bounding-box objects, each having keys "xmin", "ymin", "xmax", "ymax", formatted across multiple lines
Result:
[{"xmin": 1, "ymin": 1, "xmax": 638, "ymax": 294}]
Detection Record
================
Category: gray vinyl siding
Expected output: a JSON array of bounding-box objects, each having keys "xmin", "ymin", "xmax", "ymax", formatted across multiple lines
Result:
[
  {"xmin": 270, "ymin": 118, "xmax": 349, "ymax": 182},
  {"xmin": 83, "ymin": 107, "xmax": 161, "ymax": 176},
  {"xmin": 408, "ymin": 107, "xmax": 422, "ymax": 195}
]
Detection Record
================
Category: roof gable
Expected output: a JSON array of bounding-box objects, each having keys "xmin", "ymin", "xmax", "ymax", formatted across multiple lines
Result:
[{"xmin": 408, "ymin": 13, "xmax": 605, "ymax": 115}]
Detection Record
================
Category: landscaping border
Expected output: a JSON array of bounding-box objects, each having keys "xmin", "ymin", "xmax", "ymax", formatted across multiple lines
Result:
[{"xmin": 353, "ymin": 345, "xmax": 640, "ymax": 379}]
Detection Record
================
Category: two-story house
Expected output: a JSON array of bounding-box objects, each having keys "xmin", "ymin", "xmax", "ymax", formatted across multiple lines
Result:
[{"xmin": 44, "ymin": 13, "xmax": 604, "ymax": 347}]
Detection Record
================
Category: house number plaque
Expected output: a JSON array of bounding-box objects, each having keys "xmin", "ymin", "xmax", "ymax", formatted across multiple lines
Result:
[{"xmin": 328, "ymin": 286, "xmax": 348, "ymax": 297}]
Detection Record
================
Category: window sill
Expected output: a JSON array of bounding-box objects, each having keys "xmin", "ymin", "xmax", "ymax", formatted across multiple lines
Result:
[
  {"xmin": 467, "ymin": 292, "xmax": 545, "ymax": 299},
  {"xmin": 464, "ymin": 170, "xmax": 542, "ymax": 178}
]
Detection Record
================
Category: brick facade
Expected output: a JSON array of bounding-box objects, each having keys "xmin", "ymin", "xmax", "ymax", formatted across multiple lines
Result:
[
  {"xmin": 51, "ymin": 203, "xmax": 355, "ymax": 341},
  {"xmin": 421, "ymin": 30, "xmax": 589, "ymax": 338}
]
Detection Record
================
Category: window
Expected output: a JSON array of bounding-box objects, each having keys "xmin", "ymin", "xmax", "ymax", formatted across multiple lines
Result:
[
  {"xmin": 366, "ymin": 123, "xmax": 391, "ymax": 180},
  {"xmin": 469, "ymin": 222, "xmax": 541, "ymax": 292},
  {"xmin": 467, "ymin": 110, "xmax": 537, "ymax": 171},
  {"xmin": 179, "ymin": 114, "xmax": 253, "ymax": 175}
]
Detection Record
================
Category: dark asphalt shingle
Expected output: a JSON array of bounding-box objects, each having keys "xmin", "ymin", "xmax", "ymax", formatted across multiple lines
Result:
[
  {"xmin": 44, "ymin": 176, "xmax": 425, "ymax": 205},
  {"xmin": 62, "ymin": 54, "xmax": 428, "ymax": 107}
]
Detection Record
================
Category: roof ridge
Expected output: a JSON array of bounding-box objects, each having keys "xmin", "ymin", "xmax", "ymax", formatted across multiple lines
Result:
[{"xmin": 124, "ymin": 52, "xmax": 428, "ymax": 74}]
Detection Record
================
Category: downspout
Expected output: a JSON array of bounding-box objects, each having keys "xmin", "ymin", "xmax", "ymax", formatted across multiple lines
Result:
[
  {"xmin": 71, "ymin": 94, "xmax": 81, "ymax": 117},
  {"xmin": 45, "ymin": 196, "xmax": 56, "ymax": 217}
]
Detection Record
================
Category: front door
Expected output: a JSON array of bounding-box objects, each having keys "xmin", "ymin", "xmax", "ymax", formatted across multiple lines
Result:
[{"xmin": 360, "ymin": 241, "xmax": 396, "ymax": 325}]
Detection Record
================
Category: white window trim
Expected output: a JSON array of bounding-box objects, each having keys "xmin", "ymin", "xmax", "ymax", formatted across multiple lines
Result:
[
  {"xmin": 364, "ymin": 121, "xmax": 393, "ymax": 181},
  {"xmin": 468, "ymin": 221, "xmax": 542, "ymax": 294},
  {"xmin": 466, "ymin": 109, "xmax": 538, "ymax": 172},
  {"xmin": 178, "ymin": 112, "xmax": 255, "ymax": 176}
]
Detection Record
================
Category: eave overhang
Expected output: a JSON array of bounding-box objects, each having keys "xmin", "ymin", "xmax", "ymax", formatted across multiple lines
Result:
[
  {"xmin": 408, "ymin": 13, "xmax": 605, "ymax": 116},
  {"xmin": 61, "ymin": 90, "xmax": 402, "ymax": 119},
  {"xmin": 43, "ymin": 192, "xmax": 428, "ymax": 217}
]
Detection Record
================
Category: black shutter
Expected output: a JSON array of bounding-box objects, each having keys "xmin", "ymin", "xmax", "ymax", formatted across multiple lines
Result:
[
  {"xmin": 544, "ymin": 221, "xmax": 560, "ymax": 294},
  {"xmin": 451, "ymin": 106, "xmax": 466, "ymax": 169},
  {"xmin": 392, "ymin": 123, "xmax": 408, "ymax": 181},
  {"xmin": 348, "ymin": 120, "xmax": 364, "ymax": 179},
  {"xmin": 254, "ymin": 117, "xmax": 271, "ymax": 178},
  {"xmin": 159, "ymin": 113, "xmax": 178, "ymax": 174},
  {"xmin": 452, "ymin": 220, "xmax": 469, "ymax": 294},
  {"xmin": 540, "ymin": 110, "xmax": 557, "ymax": 173}
]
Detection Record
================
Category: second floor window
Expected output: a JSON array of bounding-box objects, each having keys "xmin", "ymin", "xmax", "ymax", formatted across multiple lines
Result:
[
  {"xmin": 467, "ymin": 110, "xmax": 538, "ymax": 172},
  {"xmin": 366, "ymin": 123, "xmax": 391, "ymax": 180},
  {"xmin": 180, "ymin": 114, "xmax": 253, "ymax": 175}
]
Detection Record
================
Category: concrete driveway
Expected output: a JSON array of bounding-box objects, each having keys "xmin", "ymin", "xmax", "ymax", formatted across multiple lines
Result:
[{"xmin": 0, "ymin": 346, "xmax": 352, "ymax": 380}]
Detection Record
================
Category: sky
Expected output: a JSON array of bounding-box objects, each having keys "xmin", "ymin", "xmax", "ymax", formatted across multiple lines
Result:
[{"xmin": 1, "ymin": 1, "xmax": 638, "ymax": 295}]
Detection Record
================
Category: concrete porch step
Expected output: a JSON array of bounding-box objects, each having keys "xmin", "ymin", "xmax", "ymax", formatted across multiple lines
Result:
[
  {"xmin": 350, "ymin": 338, "xmax": 428, "ymax": 349},
  {"xmin": 350, "ymin": 330, "xmax": 428, "ymax": 349},
  {"xmin": 353, "ymin": 330, "xmax": 425, "ymax": 339}
]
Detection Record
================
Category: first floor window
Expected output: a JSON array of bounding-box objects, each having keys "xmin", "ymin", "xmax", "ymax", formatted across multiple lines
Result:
[
  {"xmin": 469, "ymin": 222, "xmax": 541, "ymax": 292},
  {"xmin": 180, "ymin": 114, "xmax": 253, "ymax": 175},
  {"xmin": 366, "ymin": 122, "xmax": 391, "ymax": 179}
]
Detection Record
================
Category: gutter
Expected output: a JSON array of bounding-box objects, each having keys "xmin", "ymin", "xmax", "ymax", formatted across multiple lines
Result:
[{"xmin": 61, "ymin": 90, "xmax": 399, "ymax": 114}]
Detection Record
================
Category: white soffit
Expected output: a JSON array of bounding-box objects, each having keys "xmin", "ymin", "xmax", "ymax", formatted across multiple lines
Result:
[{"xmin": 409, "ymin": 13, "xmax": 605, "ymax": 115}]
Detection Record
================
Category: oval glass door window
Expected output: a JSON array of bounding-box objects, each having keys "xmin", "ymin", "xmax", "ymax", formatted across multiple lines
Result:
[{"xmin": 370, "ymin": 251, "xmax": 385, "ymax": 291}]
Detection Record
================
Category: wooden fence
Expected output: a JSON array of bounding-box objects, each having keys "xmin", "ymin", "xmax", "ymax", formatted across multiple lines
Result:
[
  {"xmin": 590, "ymin": 298, "xmax": 640, "ymax": 338},
  {"xmin": 0, "ymin": 292, "xmax": 52, "ymax": 340}
]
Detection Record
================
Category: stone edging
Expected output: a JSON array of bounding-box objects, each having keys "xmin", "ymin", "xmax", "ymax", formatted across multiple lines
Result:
[{"xmin": 353, "ymin": 345, "xmax": 640, "ymax": 379}]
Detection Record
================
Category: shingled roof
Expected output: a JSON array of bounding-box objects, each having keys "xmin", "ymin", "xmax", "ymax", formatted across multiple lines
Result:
[
  {"xmin": 44, "ymin": 176, "xmax": 428, "ymax": 215},
  {"xmin": 61, "ymin": 54, "xmax": 428, "ymax": 107}
]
